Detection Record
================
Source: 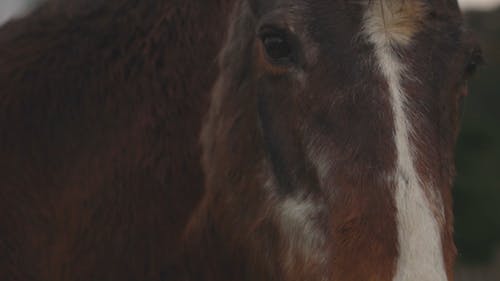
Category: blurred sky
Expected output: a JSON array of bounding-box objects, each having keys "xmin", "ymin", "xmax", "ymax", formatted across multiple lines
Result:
[
  {"xmin": 2, "ymin": 0, "xmax": 500, "ymax": 25},
  {"xmin": 0, "ymin": 0, "xmax": 38, "ymax": 25},
  {"xmin": 460, "ymin": 0, "xmax": 500, "ymax": 9}
]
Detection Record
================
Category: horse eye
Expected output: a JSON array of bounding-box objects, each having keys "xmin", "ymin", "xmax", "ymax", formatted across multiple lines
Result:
[
  {"xmin": 260, "ymin": 30, "xmax": 294, "ymax": 65},
  {"xmin": 465, "ymin": 60, "xmax": 478, "ymax": 77},
  {"xmin": 465, "ymin": 47, "xmax": 484, "ymax": 77}
]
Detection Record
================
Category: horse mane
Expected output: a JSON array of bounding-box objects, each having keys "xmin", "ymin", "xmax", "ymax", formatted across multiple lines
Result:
[{"xmin": 0, "ymin": 1, "xmax": 233, "ymax": 280}]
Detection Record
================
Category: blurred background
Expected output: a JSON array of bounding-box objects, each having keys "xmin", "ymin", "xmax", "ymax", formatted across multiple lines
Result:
[
  {"xmin": 453, "ymin": 1, "xmax": 500, "ymax": 280},
  {"xmin": 1, "ymin": 0, "xmax": 499, "ymax": 280}
]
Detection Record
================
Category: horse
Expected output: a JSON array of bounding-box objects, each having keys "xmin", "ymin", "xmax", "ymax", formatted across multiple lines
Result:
[{"xmin": 0, "ymin": 0, "xmax": 482, "ymax": 280}]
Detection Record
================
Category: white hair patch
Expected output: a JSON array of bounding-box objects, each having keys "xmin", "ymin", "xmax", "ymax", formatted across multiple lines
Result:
[{"xmin": 363, "ymin": 2, "xmax": 448, "ymax": 281}]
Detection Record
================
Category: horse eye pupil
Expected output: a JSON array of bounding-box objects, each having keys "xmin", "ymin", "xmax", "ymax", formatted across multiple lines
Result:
[
  {"xmin": 465, "ymin": 48, "xmax": 483, "ymax": 77},
  {"xmin": 466, "ymin": 61, "xmax": 477, "ymax": 75},
  {"xmin": 263, "ymin": 35, "xmax": 291, "ymax": 61}
]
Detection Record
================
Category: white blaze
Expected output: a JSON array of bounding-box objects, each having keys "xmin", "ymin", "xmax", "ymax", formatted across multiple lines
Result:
[{"xmin": 363, "ymin": 3, "xmax": 448, "ymax": 281}]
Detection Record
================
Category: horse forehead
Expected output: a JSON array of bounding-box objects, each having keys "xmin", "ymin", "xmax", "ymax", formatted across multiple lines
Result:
[{"xmin": 298, "ymin": 0, "xmax": 463, "ymax": 35}]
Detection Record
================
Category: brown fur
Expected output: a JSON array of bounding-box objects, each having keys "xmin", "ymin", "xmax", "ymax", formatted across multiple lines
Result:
[
  {"xmin": 0, "ymin": 0, "xmax": 479, "ymax": 280},
  {"xmin": 0, "ymin": 1, "xmax": 234, "ymax": 280}
]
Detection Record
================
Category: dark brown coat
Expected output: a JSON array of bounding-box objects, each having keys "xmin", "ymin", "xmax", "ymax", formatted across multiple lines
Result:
[{"xmin": 0, "ymin": 1, "xmax": 233, "ymax": 280}]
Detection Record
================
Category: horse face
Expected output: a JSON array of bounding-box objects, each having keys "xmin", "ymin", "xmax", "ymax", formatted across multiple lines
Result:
[{"xmin": 199, "ymin": 0, "xmax": 481, "ymax": 280}]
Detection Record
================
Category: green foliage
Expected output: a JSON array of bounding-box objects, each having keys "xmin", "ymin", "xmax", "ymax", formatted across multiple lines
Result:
[{"xmin": 454, "ymin": 8, "xmax": 500, "ymax": 264}]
